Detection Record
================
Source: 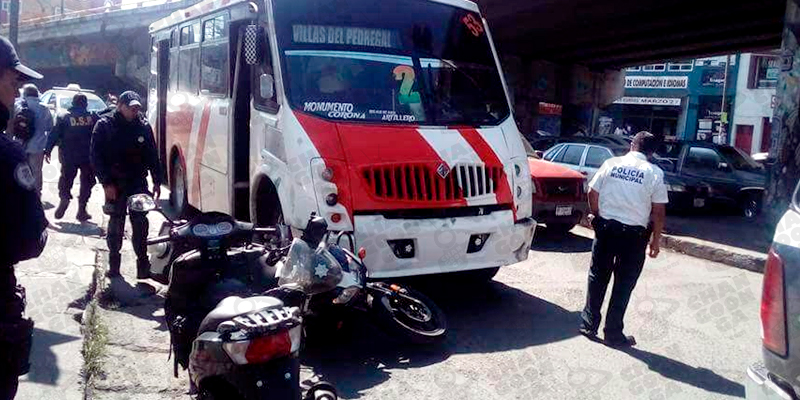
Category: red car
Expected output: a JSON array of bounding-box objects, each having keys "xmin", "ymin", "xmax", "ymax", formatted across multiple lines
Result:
[{"xmin": 523, "ymin": 137, "xmax": 588, "ymax": 234}]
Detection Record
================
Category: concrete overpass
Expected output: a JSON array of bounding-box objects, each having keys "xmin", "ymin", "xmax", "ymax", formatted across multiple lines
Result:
[
  {"xmin": 4, "ymin": 0, "xmax": 196, "ymax": 96},
  {"xmin": 8, "ymin": 0, "xmax": 789, "ymax": 134},
  {"xmin": 480, "ymin": 0, "xmax": 785, "ymax": 70}
]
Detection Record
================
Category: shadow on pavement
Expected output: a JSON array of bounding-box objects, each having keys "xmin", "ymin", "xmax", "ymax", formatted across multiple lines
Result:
[
  {"xmin": 303, "ymin": 281, "xmax": 580, "ymax": 398},
  {"xmin": 103, "ymin": 278, "xmax": 168, "ymax": 331},
  {"xmin": 22, "ymin": 328, "xmax": 80, "ymax": 385},
  {"xmin": 665, "ymin": 207, "xmax": 771, "ymax": 254},
  {"xmin": 621, "ymin": 347, "xmax": 745, "ymax": 397},
  {"xmin": 532, "ymin": 227, "xmax": 593, "ymax": 253},
  {"xmin": 50, "ymin": 221, "xmax": 103, "ymax": 237}
]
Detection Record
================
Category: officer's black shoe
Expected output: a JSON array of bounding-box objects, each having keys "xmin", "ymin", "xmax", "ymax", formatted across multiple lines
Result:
[
  {"xmin": 107, "ymin": 254, "xmax": 122, "ymax": 278},
  {"xmin": 604, "ymin": 335, "xmax": 637, "ymax": 348},
  {"xmin": 136, "ymin": 259, "xmax": 151, "ymax": 280},
  {"xmin": 54, "ymin": 199, "xmax": 69, "ymax": 220},
  {"xmin": 76, "ymin": 203, "xmax": 92, "ymax": 222},
  {"xmin": 578, "ymin": 327, "xmax": 600, "ymax": 342}
]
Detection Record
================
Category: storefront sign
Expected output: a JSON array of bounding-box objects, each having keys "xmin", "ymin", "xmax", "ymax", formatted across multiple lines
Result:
[
  {"xmin": 624, "ymin": 76, "xmax": 688, "ymax": 89},
  {"xmin": 701, "ymin": 69, "xmax": 726, "ymax": 87},
  {"xmin": 613, "ymin": 96, "xmax": 682, "ymax": 106},
  {"xmin": 538, "ymin": 102, "xmax": 563, "ymax": 115}
]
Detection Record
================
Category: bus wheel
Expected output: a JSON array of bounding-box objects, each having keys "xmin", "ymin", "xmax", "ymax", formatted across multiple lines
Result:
[{"xmin": 170, "ymin": 158, "xmax": 188, "ymax": 217}]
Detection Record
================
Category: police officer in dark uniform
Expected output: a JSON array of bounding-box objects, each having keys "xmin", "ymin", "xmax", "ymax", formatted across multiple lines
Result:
[
  {"xmin": 90, "ymin": 91, "xmax": 161, "ymax": 279},
  {"xmin": 0, "ymin": 36, "xmax": 48, "ymax": 400},
  {"xmin": 45, "ymin": 93, "xmax": 98, "ymax": 221}
]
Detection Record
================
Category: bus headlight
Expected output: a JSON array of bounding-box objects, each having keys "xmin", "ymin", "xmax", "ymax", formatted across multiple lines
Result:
[{"xmin": 321, "ymin": 167, "xmax": 334, "ymax": 182}]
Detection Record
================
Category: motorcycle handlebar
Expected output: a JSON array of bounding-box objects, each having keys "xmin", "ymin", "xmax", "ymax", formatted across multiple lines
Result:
[{"xmin": 146, "ymin": 235, "xmax": 172, "ymax": 245}]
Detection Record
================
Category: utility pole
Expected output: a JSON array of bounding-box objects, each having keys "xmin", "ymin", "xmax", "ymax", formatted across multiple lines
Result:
[
  {"xmin": 718, "ymin": 54, "xmax": 731, "ymax": 144},
  {"xmin": 61, "ymin": 0, "xmax": 65, "ymax": 16},
  {"xmin": 9, "ymin": 0, "xmax": 19, "ymax": 47}
]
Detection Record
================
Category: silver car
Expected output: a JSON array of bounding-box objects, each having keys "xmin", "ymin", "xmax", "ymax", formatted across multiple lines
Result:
[
  {"xmin": 40, "ymin": 84, "xmax": 108, "ymax": 119},
  {"xmin": 746, "ymin": 178, "xmax": 800, "ymax": 399}
]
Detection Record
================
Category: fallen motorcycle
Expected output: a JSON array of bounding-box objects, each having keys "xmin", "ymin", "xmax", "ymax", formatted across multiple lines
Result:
[
  {"xmin": 292, "ymin": 231, "xmax": 447, "ymax": 345},
  {"xmin": 128, "ymin": 194, "xmax": 337, "ymax": 400}
]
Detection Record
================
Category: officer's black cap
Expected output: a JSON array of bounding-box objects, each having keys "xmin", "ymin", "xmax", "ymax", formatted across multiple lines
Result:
[
  {"xmin": 118, "ymin": 91, "xmax": 142, "ymax": 107},
  {"xmin": 0, "ymin": 36, "xmax": 42, "ymax": 80}
]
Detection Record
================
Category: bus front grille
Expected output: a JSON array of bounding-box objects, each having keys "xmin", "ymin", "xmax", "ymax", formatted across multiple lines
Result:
[{"xmin": 362, "ymin": 163, "xmax": 502, "ymax": 202}]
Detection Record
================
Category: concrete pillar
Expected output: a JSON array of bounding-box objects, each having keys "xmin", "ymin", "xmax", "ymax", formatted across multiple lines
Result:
[{"xmin": 765, "ymin": 0, "xmax": 800, "ymax": 223}]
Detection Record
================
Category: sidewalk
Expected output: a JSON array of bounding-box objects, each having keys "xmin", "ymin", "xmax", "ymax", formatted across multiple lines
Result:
[
  {"xmin": 14, "ymin": 148, "xmax": 105, "ymax": 400},
  {"xmin": 88, "ymin": 208, "xmax": 189, "ymax": 399},
  {"xmin": 576, "ymin": 210, "xmax": 770, "ymax": 273}
]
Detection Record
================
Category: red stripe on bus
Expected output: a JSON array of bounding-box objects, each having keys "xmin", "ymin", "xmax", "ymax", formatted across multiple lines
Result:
[
  {"xmin": 458, "ymin": 128, "xmax": 515, "ymax": 219},
  {"xmin": 192, "ymin": 103, "xmax": 213, "ymax": 206}
]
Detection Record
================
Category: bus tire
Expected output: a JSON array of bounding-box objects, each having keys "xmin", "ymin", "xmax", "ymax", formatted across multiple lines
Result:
[{"xmin": 169, "ymin": 157, "xmax": 188, "ymax": 217}]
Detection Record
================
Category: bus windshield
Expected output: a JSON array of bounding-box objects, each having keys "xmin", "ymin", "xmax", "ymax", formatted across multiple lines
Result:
[{"xmin": 274, "ymin": 0, "xmax": 510, "ymax": 126}]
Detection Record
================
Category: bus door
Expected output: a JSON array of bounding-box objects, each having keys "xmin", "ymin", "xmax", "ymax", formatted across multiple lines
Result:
[
  {"xmin": 156, "ymin": 39, "xmax": 169, "ymax": 179},
  {"xmin": 196, "ymin": 13, "xmax": 233, "ymax": 214}
]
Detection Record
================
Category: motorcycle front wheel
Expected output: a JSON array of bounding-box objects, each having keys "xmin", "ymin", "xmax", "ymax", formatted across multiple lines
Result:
[{"xmin": 370, "ymin": 286, "xmax": 447, "ymax": 345}]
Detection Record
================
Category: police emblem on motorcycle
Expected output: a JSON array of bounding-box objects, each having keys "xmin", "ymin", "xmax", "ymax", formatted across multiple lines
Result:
[
  {"xmin": 315, "ymin": 264, "xmax": 328, "ymax": 278},
  {"xmin": 436, "ymin": 163, "xmax": 450, "ymax": 179},
  {"xmin": 138, "ymin": 136, "xmax": 145, "ymax": 143}
]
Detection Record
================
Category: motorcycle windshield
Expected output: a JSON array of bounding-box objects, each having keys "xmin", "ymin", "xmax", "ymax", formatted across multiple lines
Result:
[{"xmin": 278, "ymin": 239, "xmax": 343, "ymax": 295}]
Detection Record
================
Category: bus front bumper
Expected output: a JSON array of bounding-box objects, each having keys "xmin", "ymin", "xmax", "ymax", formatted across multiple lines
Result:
[{"xmin": 354, "ymin": 210, "xmax": 535, "ymax": 279}]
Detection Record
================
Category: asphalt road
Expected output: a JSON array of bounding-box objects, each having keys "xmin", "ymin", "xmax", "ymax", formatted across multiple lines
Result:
[{"xmin": 300, "ymin": 226, "xmax": 760, "ymax": 400}]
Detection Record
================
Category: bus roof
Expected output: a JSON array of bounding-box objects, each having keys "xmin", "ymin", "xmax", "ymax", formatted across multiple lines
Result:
[{"xmin": 150, "ymin": 0, "xmax": 479, "ymax": 33}]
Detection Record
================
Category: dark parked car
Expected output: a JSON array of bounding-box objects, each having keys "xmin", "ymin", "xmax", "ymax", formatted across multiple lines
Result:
[
  {"xmin": 655, "ymin": 141, "xmax": 766, "ymax": 217},
  {"xmin": 745, "ymin": 179, "xmax": 800, "ymax": 399}
]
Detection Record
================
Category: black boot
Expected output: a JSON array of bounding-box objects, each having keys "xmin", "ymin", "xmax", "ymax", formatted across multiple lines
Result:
[
  {"xmin": 54, "ymin": 199, "xmax": 69, "ymax": 219},
  {"xmin": 76, "ymin": 202, "xmax": 92, "ymax": 222},
  {"xmin": 136, "ymin": 259, "xmax": 151, "ymax": 280},
  {"xmin": 107, "ymin": 253, "xmax": 122, "ymax": 278}
]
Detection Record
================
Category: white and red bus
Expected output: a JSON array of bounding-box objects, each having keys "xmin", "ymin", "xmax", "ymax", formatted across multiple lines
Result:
[{"xmin": 147, "ymin": 0, "xmax": 535, "ymax": 279}]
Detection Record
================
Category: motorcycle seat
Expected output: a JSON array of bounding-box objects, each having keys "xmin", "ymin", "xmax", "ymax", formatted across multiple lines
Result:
[{"xmin": 199, "ymin": 295, "xmax": 284, "ymax": 333}]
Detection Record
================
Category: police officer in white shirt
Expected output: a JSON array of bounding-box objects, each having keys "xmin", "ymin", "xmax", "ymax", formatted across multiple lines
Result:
[{"xmin": 579, "ymin": 131, "xmax": 668, "ymax": 347}]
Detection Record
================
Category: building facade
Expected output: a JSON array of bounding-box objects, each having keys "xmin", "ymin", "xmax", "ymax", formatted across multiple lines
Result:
[
  {"xmin": 731, "ymin": 52, "xmax": 780, "ymax": 154},
  {"xmin": 599, "ymin": 55, "xmax": 739, "ymax": 142}
]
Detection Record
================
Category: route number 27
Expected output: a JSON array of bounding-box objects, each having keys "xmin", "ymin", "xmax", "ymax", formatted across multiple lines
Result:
[{"xmin": 462, "ymin": 14, "xmax": 484, "ymax": 37}]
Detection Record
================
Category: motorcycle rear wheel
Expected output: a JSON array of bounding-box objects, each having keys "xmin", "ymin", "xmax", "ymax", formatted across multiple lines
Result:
[{"xmin": 371, "ymin": 286, "xmax": 447, "ymax": 345}]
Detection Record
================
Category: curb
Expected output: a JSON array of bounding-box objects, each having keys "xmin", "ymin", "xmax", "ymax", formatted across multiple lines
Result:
[
  {"xmin": 576, "ymin": 220, "xmax": 767, "ymax": 273},
  {"xmin": 81, "ymin": 248, "xmax": 109, "ymax": 400}
]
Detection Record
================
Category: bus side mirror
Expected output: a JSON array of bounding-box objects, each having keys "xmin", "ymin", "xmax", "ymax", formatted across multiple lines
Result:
[
  {"xmin": 260, "ymin": 74, "xmax": 274, "ymax": 100},
  {"xmin": 243, "ymin": 24, "xmax": 262, "ymax": 65}
]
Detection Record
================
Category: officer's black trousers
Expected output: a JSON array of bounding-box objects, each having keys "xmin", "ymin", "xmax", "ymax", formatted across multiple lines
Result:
[
  {"xmin": 106, "ymin": 186, "xmax": 149, "ymax": 262},
  {"xmin": 0, "ymin": 267, "xmax": 30, "ymax": 400},
  {"xmin": 581, "ymin": 217, "xmax": 650, "ymax": 340},
  {"xmin": 58, "ymin": 160, "xmax": 96, "ymax": 203}
]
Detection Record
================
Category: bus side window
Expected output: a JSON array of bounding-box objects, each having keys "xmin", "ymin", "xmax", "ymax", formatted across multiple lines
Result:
[
  {"xmin": 201, "ymin": 14, "xmax": 229, "ymax": 95},
  {"xmin": 179, "ymin": 23, "xmax": 201, "ymax": 94},
  {"xmin": 253, "ymin": 27, "xmax": 278, "ymax": 114}
]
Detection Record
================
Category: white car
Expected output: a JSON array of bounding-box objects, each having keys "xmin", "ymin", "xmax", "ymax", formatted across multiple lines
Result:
[
  {"xmin": 40, "ymin": 84, "xmax": 108, "ymax": 119},
  {"xmin": 542, "ymin": 142, "xmax": 628, "ymax": 187}
]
